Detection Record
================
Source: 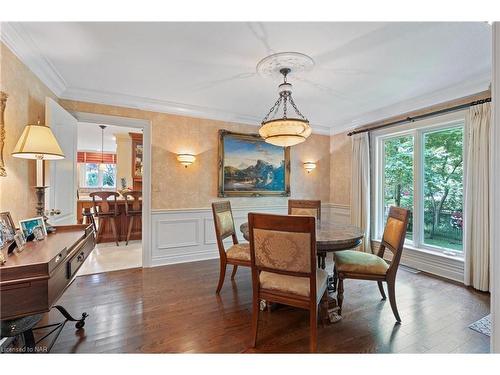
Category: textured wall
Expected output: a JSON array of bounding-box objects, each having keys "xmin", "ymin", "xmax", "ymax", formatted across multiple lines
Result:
[
  {"xmin": 330, "ymin": 131, "xmax": 352, "ymax": 206},
  {"xmin": 114, "ymin": 133, "xmax": 133, "ymax": 188},
  {"xmin": 60, "ymin": 99, "xmax": 332, "ymax": 210},
  {"xmin": 0, "ymin": 43, "xmax": 58, "ymax": 223}
]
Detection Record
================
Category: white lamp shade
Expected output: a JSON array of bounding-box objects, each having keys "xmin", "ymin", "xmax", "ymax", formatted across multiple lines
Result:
[
  {"xmin": 259, "ymin": 118, "xmax": 311, "ymax": 147},
  {"xmin": 12, "ymin": 124, "xmax": 65, "ymax": 160}
]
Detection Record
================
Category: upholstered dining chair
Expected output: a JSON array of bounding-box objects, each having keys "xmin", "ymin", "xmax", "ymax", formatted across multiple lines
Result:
[
  {"xmin": 89, "ymin": 191, "xmax": 121, "ymax": 246},
  {"xmin": 248, "ymin": 213, "xmax": 329, "ymax": 352},
  {"xmin": 333, "ymin": 206, "xmax": 410, "ymax": 322},
  {"xmin": 211, "ymin": 201, "xmax": 251, "ymax": 294},
  {"xmin": 122, "ymin": 191, "xmax": 142, "ymax": 245},
  {"xmin": 288, "ymin": 199, "xmax": 321, "ymax": 221}
]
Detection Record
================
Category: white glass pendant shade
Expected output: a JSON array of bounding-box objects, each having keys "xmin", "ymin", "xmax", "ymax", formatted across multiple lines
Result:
[{"xmin": 259, "ymin": 118, "xmax": 311, "ymax": 147}]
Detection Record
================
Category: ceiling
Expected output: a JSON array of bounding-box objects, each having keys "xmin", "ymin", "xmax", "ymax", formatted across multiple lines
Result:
[
  {"xmin": 2, "ymin": 22, "xmax": 492, "ymax": 134},
  {"xmin": 77, "ymin": 122, "xmax": 139, "ymax": 152}
]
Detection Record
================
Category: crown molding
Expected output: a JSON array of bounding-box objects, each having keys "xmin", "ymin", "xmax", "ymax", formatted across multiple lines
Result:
[
  {"xmin": 329, "ymin": 74, "xmax": 491, "ymax": 136},
  {"xmin": 61, "ymin": 87, "xmax": 332, "ymax": 135},
  {"xmin": 1, "ymin": 22, "xmax": 67, "ymax": 96}
]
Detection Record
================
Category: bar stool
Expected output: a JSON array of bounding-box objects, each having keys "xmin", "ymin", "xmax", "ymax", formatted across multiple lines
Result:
[
  {"xmin": 82, "ymin": 207, "xmax": 97, "ymax": 232},
  {"xmin": 89, "ymin": 191, "xmax": 120, "ymax": 246},
  {"xmin": 122, "ymin": 191, "xmax": 142, "ymax": 245}
]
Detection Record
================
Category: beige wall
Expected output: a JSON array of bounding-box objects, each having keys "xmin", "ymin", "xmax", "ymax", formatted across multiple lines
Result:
[
  {"xmin": 60, "ymin": 99, "xmax": 332, "ymax": 210},
  {"xmin": 0, "ymin": 42, "xmax": 58, "ymax": 223},
  {"xmin": 330, "ymin": 131, "xmax": 352, "ymax": 206},
  {"xmin": 115, "ymin": 133, "xmax": 133, "ymax": 189}
]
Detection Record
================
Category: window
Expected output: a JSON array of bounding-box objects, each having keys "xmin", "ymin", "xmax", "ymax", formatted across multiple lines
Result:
[
  {"xmin": 79, "ymin": 163, "xmax": 116, "ymax": 188},
  {"xmin": 375, "ymin": 113, "xmax": 465, "ymax": 256}
]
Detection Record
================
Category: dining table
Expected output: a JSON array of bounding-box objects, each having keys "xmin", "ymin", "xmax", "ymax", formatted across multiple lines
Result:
[{"xmin": 239, "ymin": 220, "xmax": 364, "ymax": 323}]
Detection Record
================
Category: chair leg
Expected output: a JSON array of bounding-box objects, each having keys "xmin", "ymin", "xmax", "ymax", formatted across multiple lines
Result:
[
  {"xmin": 231, "ymin": 265, "xmax": 238, "ymax": 280},
  {"xmin": 215, "ymin": 260, "xmax": 227, "ymax": 294},
  {"xmin": 126, "ymin": 216, "xmax": 134, "ymax": 246},
  {"xmin": 320, "ymin": 290, "xmax": 329, "ymax": 326},
  {"xmin": 110, "ymin": 217, "xmax": 119, "ymax": 246},
  {"xmin": 96, "ymin": 217, "xmax": 104, "ymax": 243},
  {"xmin": 387, "ymin": 279, "xmax": 401, "ymax": 323},
  {"xmin": 377, "ymin": 281, "xmax": 387, "ymax": 300},
  {"xmin": 309, "ymin": 304, "xmax": 318, "ymax": 353},
  {"xmin": 251, "ymin": 293, "xmax": 260, "ymax": 348},
  {"xmin": 337, "ymin": 277, "xmax": 344, "ymax": 315}
]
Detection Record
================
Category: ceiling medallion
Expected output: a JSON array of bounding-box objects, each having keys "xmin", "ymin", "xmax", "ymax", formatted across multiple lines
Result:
[{"xmin": 258, "ymin": 52, "xmax": 313, "ymax": 147}]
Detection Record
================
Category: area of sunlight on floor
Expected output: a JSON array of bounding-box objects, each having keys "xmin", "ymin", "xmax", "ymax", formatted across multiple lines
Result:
[{"xmin": 77, "ymin": 240, "xmax": 142, "ymax": 276}]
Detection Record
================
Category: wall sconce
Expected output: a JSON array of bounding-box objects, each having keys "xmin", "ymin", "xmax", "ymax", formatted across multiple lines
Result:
[
  {"xmin": 177, "ymin": 154, "xmax": 196, "ymax": 168},
  {"xmin": 303, "ymin": 162, "xmax": 316, "ymax": 173}
]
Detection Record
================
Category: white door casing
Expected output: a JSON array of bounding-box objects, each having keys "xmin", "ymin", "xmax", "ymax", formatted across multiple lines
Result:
[{"xmin": 45, "ymin": 98, "xmax": 78, "ymax": 225}]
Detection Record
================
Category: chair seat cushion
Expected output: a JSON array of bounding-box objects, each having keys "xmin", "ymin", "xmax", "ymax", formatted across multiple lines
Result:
[
  {"xmin": 259, "ymin": 269, "xmax": 328, "ymax": 303},
  {"xmin": 226, "ymin": 243, "xmax": 250, "ymax": 262},
  {"xmin": 334, "ymin": 250, "xmax": 389, "ymax": 275}
]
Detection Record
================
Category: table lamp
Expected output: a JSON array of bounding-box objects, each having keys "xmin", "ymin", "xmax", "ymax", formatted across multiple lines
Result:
[{"xmin": 11, "ymin": 121, "xmax": 65, "ymax": 231}]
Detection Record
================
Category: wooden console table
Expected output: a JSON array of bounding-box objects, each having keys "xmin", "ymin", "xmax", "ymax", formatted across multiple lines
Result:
[{"xmin": 0, "ymin": 224, "xmax": 95, "ymax": 352}]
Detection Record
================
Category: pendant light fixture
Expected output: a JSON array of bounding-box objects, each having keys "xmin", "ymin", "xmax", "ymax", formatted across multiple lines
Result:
[
  {"xmin": 99, "ymin": 125, "xmax": 107, "ymax": 171},
  {"xmin": 259, "ymin": 68, "xmax": 311, "ymax": 147}
]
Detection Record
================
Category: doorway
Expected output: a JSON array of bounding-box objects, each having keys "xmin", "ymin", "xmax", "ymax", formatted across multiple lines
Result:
[{"xmin": 69, "ymin": 111, "xmax": 151, "ymax": 274}]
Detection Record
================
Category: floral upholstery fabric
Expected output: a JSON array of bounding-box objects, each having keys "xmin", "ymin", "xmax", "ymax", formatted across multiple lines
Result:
[
  {"xmin": 253, "ymin": 228, "xmax": 311, "ymax": 273},
  {"xmin": 290, "ymin": 208, "xmax": 319, "ymax": 219},
  {"xmin": 259, "ymin": 269, "xmax": 328, "ymax": 303},
  {"xmin": 226, "ymin": 243, "xmax": 250, "ymax": 261},
  {"xmin": 215, "ymin": 210, "xmax": 234, "ymax": 239},
  {"xmin": 383, "ymin": 217, "xmax": 405, "ymax": 251},
  {"xmin": 334, "ymin": 250, "xmax": 389, "ymax": 275}
]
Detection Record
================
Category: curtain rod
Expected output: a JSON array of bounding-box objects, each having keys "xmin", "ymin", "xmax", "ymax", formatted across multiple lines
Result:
[{"xmin": 347, "ymin": 93, "xmax": 491, "ymax": 137}]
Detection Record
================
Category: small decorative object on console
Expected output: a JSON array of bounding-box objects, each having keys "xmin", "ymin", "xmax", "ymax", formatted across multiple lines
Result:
[
  {"xmin": 33, "ymin": 226, "xmax": 46, "ymax": 241},
  {"xmin": 14, "ymin": 230, "xmax": 26, "ymax": 251}
]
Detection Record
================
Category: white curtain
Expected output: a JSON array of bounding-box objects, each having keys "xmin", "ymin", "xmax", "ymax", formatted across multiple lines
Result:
[
  {"xmin": 351, "ymin": 132, "xmax": 371, "ymax": 253},
  {"xmin": 464, "ymin": 102, "xmax": 491, "ymax": 291}
]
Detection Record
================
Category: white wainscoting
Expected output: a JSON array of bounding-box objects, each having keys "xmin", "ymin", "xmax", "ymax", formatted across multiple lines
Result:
[{"xmin": 151, "ymin": 203, "xmax": 351, "ymax": 267}]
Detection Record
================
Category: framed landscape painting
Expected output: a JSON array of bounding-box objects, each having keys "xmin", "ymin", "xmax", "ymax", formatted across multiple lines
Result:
[{"xmin": 218, "ymin": 130, "xmax": 290, "ymax": 197}]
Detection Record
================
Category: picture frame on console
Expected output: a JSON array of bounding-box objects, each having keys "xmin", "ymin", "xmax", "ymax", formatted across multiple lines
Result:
[
  {"xmin": 19, "ymin": 217, "xmax": 47, "ymax": 239},
  {"xmin": 0, "ymin": 211, "xmax": 16, "ymax": 250},
  {"xmin": 217, "ymin": 130, "xmax": 290, "ymax": 197}
]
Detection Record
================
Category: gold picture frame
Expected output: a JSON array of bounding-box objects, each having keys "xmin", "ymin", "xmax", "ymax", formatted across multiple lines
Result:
[{"xmin": 217, "ymin": 129, "xmax": 290, "ymax": 197}]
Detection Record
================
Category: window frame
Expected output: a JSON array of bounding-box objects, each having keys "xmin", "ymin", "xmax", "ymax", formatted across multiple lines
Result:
[
  {"xmin": 372, "ymin": 110, "xmax": 467, "ymax": 258},
  {"xmin": 78, "ymin": 162, "xmax": 117, "ymax": 189}
]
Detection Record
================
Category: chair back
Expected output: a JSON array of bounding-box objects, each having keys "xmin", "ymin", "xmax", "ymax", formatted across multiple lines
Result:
[
  {"xmin": 377, "ymin": 206, "xmax": 410, "ymax": 273},
  {"xmin": 248, "ymin": 213, "xmax": 317, "ymax": 298},
  {"xmin": 122, "ymin": 191, "xmax": 142, "ymax": 215},
  {"xmin": 212, "ymin": 201, "xmax": 238, "ymax": 257},
  {"xmin": 288, "ymin": 199, "xmax": 321, "ymax": 221},
  {"xmin": 89, "ymin": 191, "xmax": 120, "ymax": 215}
]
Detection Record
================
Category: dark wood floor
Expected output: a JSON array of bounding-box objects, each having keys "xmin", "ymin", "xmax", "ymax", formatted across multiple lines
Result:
[{"xmin": 41, "ymin": 259, "xmax": 490, "ymax": 353}]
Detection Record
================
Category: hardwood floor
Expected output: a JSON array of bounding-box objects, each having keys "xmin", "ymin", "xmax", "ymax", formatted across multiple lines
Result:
[{"xmin": 39, "ymin": 259, "xmax": 490, "ymax": 353}]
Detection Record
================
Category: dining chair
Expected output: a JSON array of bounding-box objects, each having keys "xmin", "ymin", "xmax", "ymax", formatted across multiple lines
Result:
[
  {"xmin": 288, "ymin": 199, "xmax": 323, "ymax": 268},
  {"xmin": 89, "ymin": 191, "xmax": 120, "ymax": 246},
  {"xmin": 333, "ymin": 206, "xmax": 410, "ymax": 322},
  {"xmin": 122, "ymin": 191, "xmax": 142, "ymax": 245},
  {"xmin": 288, "ymin": 199, "xmax": 321, "ymax": 221},
  {"xmin": 211, "ymin": 201, "xmax": 251, "ymax": 294},
  {"xmin": 248, "ymin": 213, "xmax": 329, "ymax": 352}
]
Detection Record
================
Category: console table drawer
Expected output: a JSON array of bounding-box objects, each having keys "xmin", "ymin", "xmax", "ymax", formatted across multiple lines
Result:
[{"xmin": 66, "ymin": 234, "xmax": 94, "ymax": 279}]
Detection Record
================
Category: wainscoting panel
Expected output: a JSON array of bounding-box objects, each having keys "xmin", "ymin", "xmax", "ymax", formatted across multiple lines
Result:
[{"xmin": 151, "ymin": 203, "xmax": 351, "ymax": 267}]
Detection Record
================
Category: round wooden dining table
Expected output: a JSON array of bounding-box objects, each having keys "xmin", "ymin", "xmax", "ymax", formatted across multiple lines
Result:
[{"xmin": 240, "ymin": 220, "xmax": 364, "ymax": 322}]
